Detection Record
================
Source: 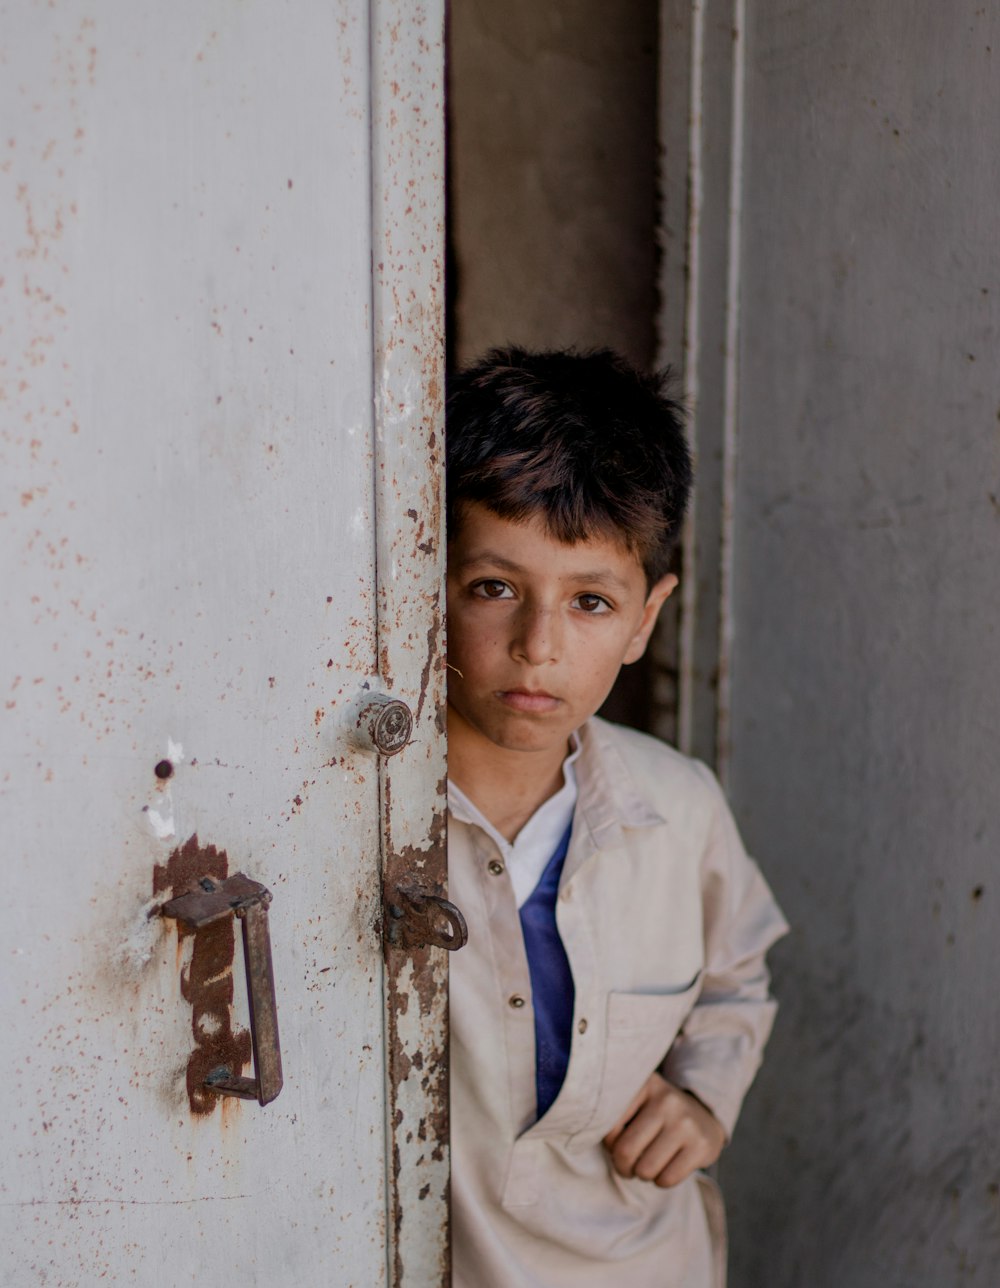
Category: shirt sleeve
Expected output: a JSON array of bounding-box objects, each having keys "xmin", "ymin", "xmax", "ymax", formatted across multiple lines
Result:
[{"xmin": 660, "ymin": 760, "xmax": 789, "ymax": 1139}]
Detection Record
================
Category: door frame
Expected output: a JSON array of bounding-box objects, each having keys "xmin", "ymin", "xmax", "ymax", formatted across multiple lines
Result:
[
  {"xmin": 370, "ymin": 1, "xmax": 453, "ymax": 1282},
  {"xmin": 657, "ymin": 0, "xmax": 746, "ymax": 781}
]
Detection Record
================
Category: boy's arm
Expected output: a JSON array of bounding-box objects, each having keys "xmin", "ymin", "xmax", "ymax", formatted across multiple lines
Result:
[
  {"xmin": 604, "ymin": 763, "xmax": 787, "ymax": 1187},
  {"xmin": 605, "ymin": 764, "xmax": 786, "ymax": 1186},
  {"xmin": 659, "ymin": 760, "xmax": 789, "ymax": 1140}
]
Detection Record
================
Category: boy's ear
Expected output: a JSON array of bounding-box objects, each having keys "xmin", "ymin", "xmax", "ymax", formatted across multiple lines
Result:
[{"xmin": 623, "ymin": 574, "xmax": 678, "ymax": 665}]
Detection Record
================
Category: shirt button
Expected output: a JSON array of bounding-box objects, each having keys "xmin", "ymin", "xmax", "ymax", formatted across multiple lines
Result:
[
  {"xmin": 488, "ymin": 859, "xmax": 505, "ymax": 876},
  {"xmin": 508, "ymin": 994, "xmax": 526, "ymax": 1009},
  {"xmin": 577, "ymin": 1018, "xmax": 588, "ymax": 1035}
]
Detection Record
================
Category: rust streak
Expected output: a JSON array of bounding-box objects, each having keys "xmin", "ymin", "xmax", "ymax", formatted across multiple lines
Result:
[{"xmin": 413, "ymin": 597, "xmax": 442, "ymax": 727}]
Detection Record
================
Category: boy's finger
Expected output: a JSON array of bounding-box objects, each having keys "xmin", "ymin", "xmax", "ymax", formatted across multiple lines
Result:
[
  {"xmin": 602, "ymin": 1099, "xmax": 647, "ymax": 1153},
  {"xmin": 608, "ymin": 1103, "xmax": 675, "ymax": 1178},
  {"xmin": 654, "ymin": 1144, "xmax": 699, "ymax": 1189},
  {"xmin": 602, "ymin": 1116, "xmax": 630, "ymax": 1150},
  {"xmin": 631, "ymin": 1134, "xmax": 685, "ymax": 1185},
  {"xmin": 602, "ymin": 1077, "xmax": 657, "ymax": 1149}
]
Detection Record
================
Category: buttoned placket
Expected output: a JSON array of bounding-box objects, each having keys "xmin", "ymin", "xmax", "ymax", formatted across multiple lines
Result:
[
  {"xmin": 469, "ymin": 822, "xmax": 599, "ymax": 1209},
  {"xmin": 501, "ymin": 757, "xmax": 667, "ymax": 1200},
  {"xmin": 473, "ymin": 832, "xmax": 538, "ymax": 1146},
  {"xmin": 500, "ymin": 846, "xmax": 614, "ymax": 1215}
]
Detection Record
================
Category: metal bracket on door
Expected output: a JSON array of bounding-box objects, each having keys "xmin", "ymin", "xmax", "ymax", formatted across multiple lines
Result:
[
  {"xmin": 161, "ymin": 873, "xmax": 283, "ymax": 1106},
  {"xmin": 385, "ymin": 886, "xmax": 468, "ymax": 952}
]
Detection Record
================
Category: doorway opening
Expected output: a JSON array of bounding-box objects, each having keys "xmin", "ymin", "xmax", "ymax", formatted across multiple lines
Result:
[{"xmin": 445, "ymin": 0, "xmax": 681, "ymax": 738}]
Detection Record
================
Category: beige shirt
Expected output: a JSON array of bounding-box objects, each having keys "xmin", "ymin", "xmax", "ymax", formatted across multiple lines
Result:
[{"xmin": 449, "ymin": 718, "xmax": 789, "ymax": 1288}]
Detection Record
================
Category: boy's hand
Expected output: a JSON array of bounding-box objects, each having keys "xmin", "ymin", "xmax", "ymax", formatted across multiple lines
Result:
[{"xmin": 602, "ymin": 1072, "xmax": 726, "ymax": 1188}]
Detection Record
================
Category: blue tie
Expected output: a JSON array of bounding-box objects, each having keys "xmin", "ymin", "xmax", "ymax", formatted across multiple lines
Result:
[{"xmin": 518, "ymin": 821, "xmax": 575, "ymax": 1119}]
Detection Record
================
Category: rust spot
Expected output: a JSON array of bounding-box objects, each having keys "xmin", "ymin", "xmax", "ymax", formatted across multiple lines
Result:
[
  {"xmin": 414, "ymin": 598, "xmax": 443, "ymax": 726},
  {"xmin": 153, "ymin": 836, "xmax": 252, "ymax": 1115}
]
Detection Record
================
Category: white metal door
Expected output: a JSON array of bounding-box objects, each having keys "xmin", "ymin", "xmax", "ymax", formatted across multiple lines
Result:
[{"xmin": 1, "ymin": 2, "xmax": 448, "ymax": 1283}]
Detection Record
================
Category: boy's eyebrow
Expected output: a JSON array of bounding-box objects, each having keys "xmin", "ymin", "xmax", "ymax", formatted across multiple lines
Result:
[{"xmin": 455, "ymin": 549, "xmax": 633, "ymax": 591}]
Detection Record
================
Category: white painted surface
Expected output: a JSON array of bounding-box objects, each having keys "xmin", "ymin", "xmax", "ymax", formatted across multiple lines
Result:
[{"xmin": 2, "ymin": 2, "xmax": 445, "ymax": 1282}]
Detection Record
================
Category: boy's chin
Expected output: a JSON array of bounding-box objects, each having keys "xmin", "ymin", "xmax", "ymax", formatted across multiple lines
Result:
[
  {"xmin": 475, "ymin": 717, "xmax": 576, "ymax": 758},
  {"xmin": 449, "ymin": 703, "xmax": 576, "ymax": 757}
]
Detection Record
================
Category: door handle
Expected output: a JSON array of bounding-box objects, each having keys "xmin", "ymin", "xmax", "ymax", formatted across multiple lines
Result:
[
  {"xmin": 355, "ymin": 694, "xmax": 414, "ymax": 756},
  {"xmin": 161, "ymin": 873, "xmax": 283, "ymax": 1106}
]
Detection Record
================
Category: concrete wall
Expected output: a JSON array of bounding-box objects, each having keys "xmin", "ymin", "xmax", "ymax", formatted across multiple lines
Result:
[{"xmin": 721, "ymin": 5, "xmax": 1000, "ymax": 1284}]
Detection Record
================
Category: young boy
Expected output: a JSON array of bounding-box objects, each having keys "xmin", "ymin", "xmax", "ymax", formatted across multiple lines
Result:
[{"xmin": 445, "ymin": 348, "xmax": 787, "ymax": 1287}]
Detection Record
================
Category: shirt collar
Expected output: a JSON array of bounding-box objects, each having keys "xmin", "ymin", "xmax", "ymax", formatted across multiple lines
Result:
[
  {"xmin": 573, "ymin": 718, "xmax": 666, "ymax": 839},
  {"xmin": 446, "ymin": 722, "xmax": 663, "ymax": 838}
]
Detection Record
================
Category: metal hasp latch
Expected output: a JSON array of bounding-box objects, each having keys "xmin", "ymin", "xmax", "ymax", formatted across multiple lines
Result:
[
  {"xmin": 161, "ymin": 873, "xmax": 283, "ymax": 1106},
  {"xmin": 386, "ymin": 886, "xmax": 468, "ymax": 952}
]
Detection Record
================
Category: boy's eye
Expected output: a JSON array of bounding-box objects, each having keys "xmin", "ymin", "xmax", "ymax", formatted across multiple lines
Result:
[
  {"xmin": 472, "ymin": 579, "xmax": 513, "ymax": 599},
  {"xmin": 574, "ymin": 593, "xmax": 611, "ymax": 614}
]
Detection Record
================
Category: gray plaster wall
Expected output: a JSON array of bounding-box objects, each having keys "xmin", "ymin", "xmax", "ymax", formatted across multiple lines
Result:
[{"xmin": 722, "ymin": 5, "xmax": 1000, "ymax": 1284}]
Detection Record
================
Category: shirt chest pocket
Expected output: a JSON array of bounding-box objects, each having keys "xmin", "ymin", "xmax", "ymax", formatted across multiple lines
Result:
[{"xmin": 571, "ymin": 974, "xmax": 703, "ymax": 1147}]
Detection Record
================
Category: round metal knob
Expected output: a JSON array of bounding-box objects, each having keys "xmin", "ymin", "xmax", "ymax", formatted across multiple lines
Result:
[{"xmin": 356, "ymin": 695, "xmax": 413, "ymax": 756}]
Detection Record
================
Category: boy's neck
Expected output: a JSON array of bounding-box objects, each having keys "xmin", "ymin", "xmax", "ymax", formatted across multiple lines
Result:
[{"xmin": 447, "ymin": 711, "xmax": 573, "ymax": 843}]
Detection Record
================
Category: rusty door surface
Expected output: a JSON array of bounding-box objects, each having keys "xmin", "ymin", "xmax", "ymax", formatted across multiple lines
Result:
[{"xmin": 1, "ymin": 2, "xmax": 448, "ymax": 1284}]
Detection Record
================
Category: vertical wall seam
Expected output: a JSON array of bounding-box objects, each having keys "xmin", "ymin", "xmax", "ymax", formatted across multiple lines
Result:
[
  {"xmin": 717, "ymin": 0, "xmax": 746, "ymax": 788},
  {"xmin": 368, "ymin": 0, "xmax": 384, "ymax": 685},
  {"xmin": 678, "ymin": 0, "xmax": 705, "ymax": 757},
  {"xmin": 366, "ymin": 4, "xmax": 394, "ymax": 1282}
]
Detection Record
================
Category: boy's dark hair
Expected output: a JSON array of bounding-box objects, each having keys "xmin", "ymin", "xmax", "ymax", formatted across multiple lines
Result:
[{"xmin": 446, "ymin": 347, "xmax": 692, "ymax": 584}]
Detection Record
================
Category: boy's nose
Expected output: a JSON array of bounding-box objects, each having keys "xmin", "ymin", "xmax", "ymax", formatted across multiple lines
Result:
[{"xmin": 511, "ymin": 604, "xmax": 561, "ymax": 666}]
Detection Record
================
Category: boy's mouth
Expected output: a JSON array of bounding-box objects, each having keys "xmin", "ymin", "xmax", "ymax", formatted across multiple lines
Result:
[{"xmin": 496, "ymin": 688, "xmax": 560, "ymax": 713}]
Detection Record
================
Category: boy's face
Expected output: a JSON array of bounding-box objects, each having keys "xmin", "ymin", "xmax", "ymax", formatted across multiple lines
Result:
[{"xmin": 446, "ymin": 503, "xmax": 677, "ymax": 762}]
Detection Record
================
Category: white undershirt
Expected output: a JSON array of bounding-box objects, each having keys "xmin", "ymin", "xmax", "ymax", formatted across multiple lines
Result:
[{"xmin": 448, "ymin": 734, "xmax": 581, "ymax": 908}]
